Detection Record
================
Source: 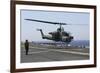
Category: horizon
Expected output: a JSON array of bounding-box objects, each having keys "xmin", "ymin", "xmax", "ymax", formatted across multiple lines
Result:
[{"xmin": 21, "ymin": 39, "xmax": 89, "ymax": 43}]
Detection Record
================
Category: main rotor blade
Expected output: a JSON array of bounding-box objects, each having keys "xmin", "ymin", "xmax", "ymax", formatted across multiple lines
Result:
[
  {"xmin": 25, "ymin": 19, "xmax": 67, "ymax": 25},
  {"xmin": 67, "ymin": 23, "xmax": 88, "ymax": 25}
]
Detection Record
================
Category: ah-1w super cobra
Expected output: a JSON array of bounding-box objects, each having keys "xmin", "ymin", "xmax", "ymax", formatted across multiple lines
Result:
[{"xmin": 25, "ymin": 19, "xmax": 74, "ymax": 44}]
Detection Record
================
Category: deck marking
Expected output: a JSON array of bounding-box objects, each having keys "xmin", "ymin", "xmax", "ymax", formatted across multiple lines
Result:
[
  {"xmin": 29, "ymin": 50, "xmax": 50, "ymax": 54},
  {"xmin": 52, "ymin": 50, "xmax": 89, "ymax": 56},
  {"xmin": 30, "ymin": 46, "xmax": 89, "ymax": 56}
]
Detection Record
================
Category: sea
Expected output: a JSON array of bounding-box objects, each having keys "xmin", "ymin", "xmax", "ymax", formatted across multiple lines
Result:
[{"xmin": 70, "ymin": 40, "xmax": 89, "ymax": 48}]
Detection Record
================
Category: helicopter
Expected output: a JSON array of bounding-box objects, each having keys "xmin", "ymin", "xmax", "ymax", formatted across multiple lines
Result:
[{"xmin": 25, "ymin": 19, "xmax": 74, "ymax": 44}]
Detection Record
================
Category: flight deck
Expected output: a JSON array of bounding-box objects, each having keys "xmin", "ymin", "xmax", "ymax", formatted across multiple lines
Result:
[{"xmin": 21, "ymin": 44, "xmax": 89, "ymax": 63}]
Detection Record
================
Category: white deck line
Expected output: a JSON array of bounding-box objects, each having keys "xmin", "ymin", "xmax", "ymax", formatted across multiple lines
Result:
[
  {"xmin": 52, "ymin": 50, "xmax": 89, "ymax": 56},
  {"xmin": 29, "ymin": 50, "xmax": 50, "ymax": 54}
]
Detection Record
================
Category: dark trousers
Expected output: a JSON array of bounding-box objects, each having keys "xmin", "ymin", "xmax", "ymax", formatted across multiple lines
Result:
[{"xmin": 25, "ymin": 48, "xmax": 29, "ymax": 55}]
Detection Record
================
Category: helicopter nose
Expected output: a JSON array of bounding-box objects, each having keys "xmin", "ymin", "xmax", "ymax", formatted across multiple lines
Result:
[{"xmin": 70, "ymin": 36, "xmax": 74, "ymax": 39}]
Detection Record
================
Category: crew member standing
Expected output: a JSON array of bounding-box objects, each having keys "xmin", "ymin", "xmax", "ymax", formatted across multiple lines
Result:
[{"xmin": 24, "ymin": 40, "xmax": 29, "ymax": 55}]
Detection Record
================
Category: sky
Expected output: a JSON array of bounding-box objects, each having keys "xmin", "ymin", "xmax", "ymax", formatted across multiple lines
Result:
[{"xmin": 20, "ymin": 9, "xmax": 90, "ymax": 42}]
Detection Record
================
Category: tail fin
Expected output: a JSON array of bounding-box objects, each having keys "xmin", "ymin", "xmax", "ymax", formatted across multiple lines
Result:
[
  {"xmin": 37, "ymin": 29, "xmax": 42, "ymax": 31},
  {"xmin": 37, "ymin": 29, "xmax": 45, "ymax": 39}
]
